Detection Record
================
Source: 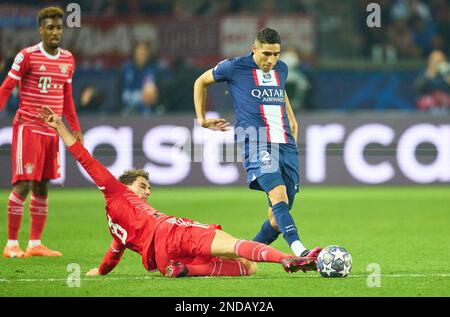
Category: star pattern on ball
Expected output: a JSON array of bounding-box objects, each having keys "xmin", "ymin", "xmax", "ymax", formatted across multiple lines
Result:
[
  {"xmin": 332, "ymin": 248, "xmax": 347, "ymax": 262},
  {"xmin": 321, "ymin": 261, "xmax": 334, "ymax": 276}
]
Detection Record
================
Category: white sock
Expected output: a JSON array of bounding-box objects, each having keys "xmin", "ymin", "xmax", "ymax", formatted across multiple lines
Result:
[
  {"xmin": 7, "ymin": 240, "xmax": 19, "ymax": 247},
  {"xmin": 290, "ymin": 240, "xmax": 307, "ymax": 257},
  {"xmin": 28, "ymin": 240, "xmax": 41, "ymax": 248}
]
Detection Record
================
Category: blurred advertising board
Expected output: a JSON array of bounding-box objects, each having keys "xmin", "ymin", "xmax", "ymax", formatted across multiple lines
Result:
[{"xmin": 1, "ymin": 114, "xmax": 448, "ymax": 187}]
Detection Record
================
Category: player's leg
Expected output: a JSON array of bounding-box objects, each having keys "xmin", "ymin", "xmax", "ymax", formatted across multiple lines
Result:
[
  {"xmin": 29, "ymin": 179, "xmax": 49, "ymax": 244},
  {"xmin": 190, "ymin": 258, "xmax": 256, "ymax": 276},
  {"xmin": 259, "ymin": 178, "xmax": 307, "ymax": 256},
  {"xmin": 166, "ymin": 257, "xmax": 256, "ymax": 278},
  {"xmin": 25, "ymin": 134, "xmax": 62, "ymax": 257},
  {"xmin": 249, "ymin": 145, "xmax": 291, "ymax": 247},
  {"xmin": 269, "ymin": 183, "xmax": 322, "ymax": 258},
  {"xmin": 28, "ymin": 180, "xmax": 49, "ymax": 245},
  {"xmin": 253, "ymin": 141, "xmax": 309, "ymax": 256},
  {"xmin": 4, "ymin": 123, "xmax": 32, "ymax": 258},
  {"xmin": 210, "ymin": 229, "xmax": 316, "ymax": 273},
  {"xmin": 281, "ymin": 148, "xmax": 322, "ymax": 259},
  {"xmin": 3, "ymin": 181, "xmax": 32, "ymax": 258},
  {"xmin": 252, "ymin": 206, "xmax": 281, "ymax": 244},
  {"xmin": 243, "ymin": 142, "xmax": 281, "ymax": 244},
  {"xmin": 157, "ymin": 218, "xmax": 314, "ymax": 276},
  {"xmin": 24, "ymin": 179, "xmax": 61, "ymax": 257}
]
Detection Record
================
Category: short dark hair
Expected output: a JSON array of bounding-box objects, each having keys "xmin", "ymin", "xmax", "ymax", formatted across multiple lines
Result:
[
  {"xmin": 255, "ymin": 28, "xmax": 281, "ymax": 45},
  {"xmin": 37, "ymin": 6, "xmax": 64, "ymax": 26},
  {"xmin": 118, "ymin": 169, "xmax": 150, "ymax": 187}
]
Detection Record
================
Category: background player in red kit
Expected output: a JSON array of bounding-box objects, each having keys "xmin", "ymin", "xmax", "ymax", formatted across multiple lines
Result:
[
  {"xmin": 0, "ymin": 7, "xmax": 83, "ymax": 258},
  {"xmin": 40, "ymin": 106, "xmax": 318, "ymax": 278}
]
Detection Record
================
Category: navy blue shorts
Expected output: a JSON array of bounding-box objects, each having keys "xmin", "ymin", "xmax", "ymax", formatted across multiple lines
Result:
[{"xmin": 242, "ymin": 142, "xmax": 300, "ymax": 209}]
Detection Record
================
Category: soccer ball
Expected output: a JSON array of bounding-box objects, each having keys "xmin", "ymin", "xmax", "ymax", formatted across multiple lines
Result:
[{"xmin": 317, "ymin": 245, "xmax": 352, "ymax": 278}]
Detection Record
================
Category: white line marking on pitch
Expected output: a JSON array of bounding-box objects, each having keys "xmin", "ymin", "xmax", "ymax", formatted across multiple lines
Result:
[{"xmin": 1, "ymin": 274, "xmax": 450, "ymax": 283}]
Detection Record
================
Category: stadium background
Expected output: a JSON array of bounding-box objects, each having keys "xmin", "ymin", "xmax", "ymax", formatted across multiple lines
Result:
[
  {"xmin": 0, "ymin": 0, "xmax": 449, "ymax": 298},
  {"xmin": 1, "ymin": 0, "xmax": 449, "ymax": 187}
]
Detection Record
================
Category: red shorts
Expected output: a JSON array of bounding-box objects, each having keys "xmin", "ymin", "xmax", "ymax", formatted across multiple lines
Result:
[
  {"xmin": 11, "ymin": 123, "xmax": 60, "ymax": 184},
  {"xmin": 154, "ymin": 217, "xmax": 222, "ymax": 273}
]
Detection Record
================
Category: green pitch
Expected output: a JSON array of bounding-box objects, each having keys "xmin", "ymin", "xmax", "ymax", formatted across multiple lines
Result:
[{"xmin": 1, "ymin": 186, "xmax": 449, "ymax": 297}]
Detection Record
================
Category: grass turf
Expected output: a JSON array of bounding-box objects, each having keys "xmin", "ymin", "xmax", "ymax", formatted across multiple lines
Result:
[{"xmin": 0, "ymin": 186, "xmax": 449, "ymax": 297}]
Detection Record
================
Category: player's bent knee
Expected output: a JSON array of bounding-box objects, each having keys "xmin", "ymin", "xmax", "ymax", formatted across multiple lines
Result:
[
  {"xmin": 246, "ymin": 261, "xmax": 257, "ymax": 276},
  {"xmin": 211, "ymin": 230, "xmax": 241, "ymax": 257},
  {"xmin": 241, "ymin": 259, "xmax": 257, "ymax": 276},
  {"xmin": 268, "ymin": 185, "xmax": 288, "ymax": 206},
  {"xmin": 32, "ymin": 179, "xmax": 49, "ymax": 195},
  {"xmin": 13, "ymin": 181, "xmax": 32, "ymax": 197}
]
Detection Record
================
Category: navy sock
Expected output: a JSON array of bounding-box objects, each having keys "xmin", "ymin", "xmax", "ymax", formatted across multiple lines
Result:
[
  {"xmin": 252, "ymin": 219, "xmax": 280, "ymax": 244},
  {"xmin": 272, "ymin": 201, "xmax": 300, "ymax": 247}
]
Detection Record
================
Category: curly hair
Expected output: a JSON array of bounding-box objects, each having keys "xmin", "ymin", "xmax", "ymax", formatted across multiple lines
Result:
[
  {"xmin": 118, "ymin": 169, "xmax": 150, "ymax": 187},
  {"xmin": 37, "ymin": 6, "xmax": 64, "ymax": 26}
]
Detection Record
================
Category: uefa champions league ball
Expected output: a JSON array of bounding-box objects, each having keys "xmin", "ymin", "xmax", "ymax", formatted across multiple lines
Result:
[{"xmin": 317, "ymin": 245, "xmax": 352, "ymax": 278}]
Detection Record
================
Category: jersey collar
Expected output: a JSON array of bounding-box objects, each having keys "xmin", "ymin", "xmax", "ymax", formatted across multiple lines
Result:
[{"xmin": 38, "ymin": 42, "xmax": 61, "ymax": 60}]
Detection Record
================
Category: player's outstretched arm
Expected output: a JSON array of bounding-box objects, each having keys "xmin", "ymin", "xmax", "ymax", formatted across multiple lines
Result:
[
  {"xmin": 63, "ymin": 81, "xmax": 84, "ymax": 144},
  {"xmin": 40, "ymin": 106, "xmax": 123, "ymax": 194},
  {"xmin": 193, "ymin": 69, "xmax": 230, "ymax": 131},
  {"xmin": 40, "ymin": 106, "xmax": 77, "ymax": 147},
  {"xmin": 86, "ymin": 240, "xmax": 126, "ymax": 276}
]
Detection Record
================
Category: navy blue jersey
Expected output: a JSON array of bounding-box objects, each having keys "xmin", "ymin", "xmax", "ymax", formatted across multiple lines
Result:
[{"xmin": 212, "ymin": 53, "xmax": 295, "ymax": 145}]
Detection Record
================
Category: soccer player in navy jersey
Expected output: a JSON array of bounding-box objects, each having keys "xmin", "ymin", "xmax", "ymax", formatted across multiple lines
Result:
[
  {"xmin": 39, "ymin": 106, "xmax": 317, "ymax": 278},
  {"xmin": 194, "ymin": 28, "xmax": 321, "ymax": 260}
]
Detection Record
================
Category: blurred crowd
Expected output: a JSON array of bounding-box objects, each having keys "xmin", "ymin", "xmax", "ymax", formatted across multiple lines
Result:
[
  {"xmin": 1, "ymin": 0, "xmax": 449, "ymax": 115},
  {"xmin": 5, "ymin": 0, "xmax": 313, "ymax": 17},
  {"xmin": 358, "ymin": 0, "xmax": 449, "ymax": 61}
]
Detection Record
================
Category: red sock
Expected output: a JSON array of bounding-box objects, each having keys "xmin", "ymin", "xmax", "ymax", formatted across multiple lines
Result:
[
  {"xmin": 187, "ymin": 259, "xmax": 248, "ymax": 277},
  {"xmin": 7, "ymin": 192, "xmax": 26, "ymax": 240},
  {"xmin": 29, "ymin": 194, "xmax": 48, "ymax": 240},
  {"xmin": 234, "ymin": 240, "xmax": 290, "ymax": 263}
]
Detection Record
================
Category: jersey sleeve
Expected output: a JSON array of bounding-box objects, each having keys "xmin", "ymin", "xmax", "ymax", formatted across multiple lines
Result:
[
  {"xmin": 8, "ymin": 50, "xmax": 30, "ymax": 81},
  {"xmin": 0, "ymin": 49, "xmax": 29, "ymax": 112},
  {"xmin": 212, "ymin": 58, "xmax": 235, "ymax": 82},
  {"xmin": 63, "ymin": 55, "xmax": 81, "ymax": 132},
  {"xmin": 98, "ymin": 239, "xmax": 126, "ymax": 275},
  {"xmin": 282, "ymin": 61, "xmax": 288, "ymax": 82},
  {"xmin": 0, "ymin": 76, "xmax": 17, "ymax": 112},
  {"xmin": 68, "ymin": 141, "xmax": 125, "ymax": 195}
]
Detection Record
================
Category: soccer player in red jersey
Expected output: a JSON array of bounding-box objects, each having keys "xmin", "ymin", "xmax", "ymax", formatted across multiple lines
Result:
[
  {"xmin": 0, "ymin": 7, "xmax": 83, "ymax": 258},
  {"xmin": 40, "ymin": 106, "xmax": 317, "ymax": 277}
]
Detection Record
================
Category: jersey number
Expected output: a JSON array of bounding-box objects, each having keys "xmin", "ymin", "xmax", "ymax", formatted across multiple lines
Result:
[{"xmin": 107, "ymin": 215, "xmax": 128, "ymax": 245}]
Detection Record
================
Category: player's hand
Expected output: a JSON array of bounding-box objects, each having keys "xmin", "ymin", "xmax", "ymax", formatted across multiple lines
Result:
[
  {"xmin": 73, "ymin": 130, "xmax": 84, "ymax": 145},
  {"xmin": 39, "ymin": 106, "xmax": 63, "ymax": 129},
  {"xmin": 200, "ymin": 118, "xmax": 230, "ymax": 131},
  {"xmin": 85, "ymin": 268, "xmax": 101, "ymax": 276}
]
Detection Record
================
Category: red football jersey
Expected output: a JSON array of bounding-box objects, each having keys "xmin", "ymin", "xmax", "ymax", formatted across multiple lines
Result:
[
  {"xmin": 5, "ymin": 42, "xmax": 80, "ymax": 134},
  {"xmin": 68, "ymin": 141, "xmax": 170, "ymax": 271}
]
